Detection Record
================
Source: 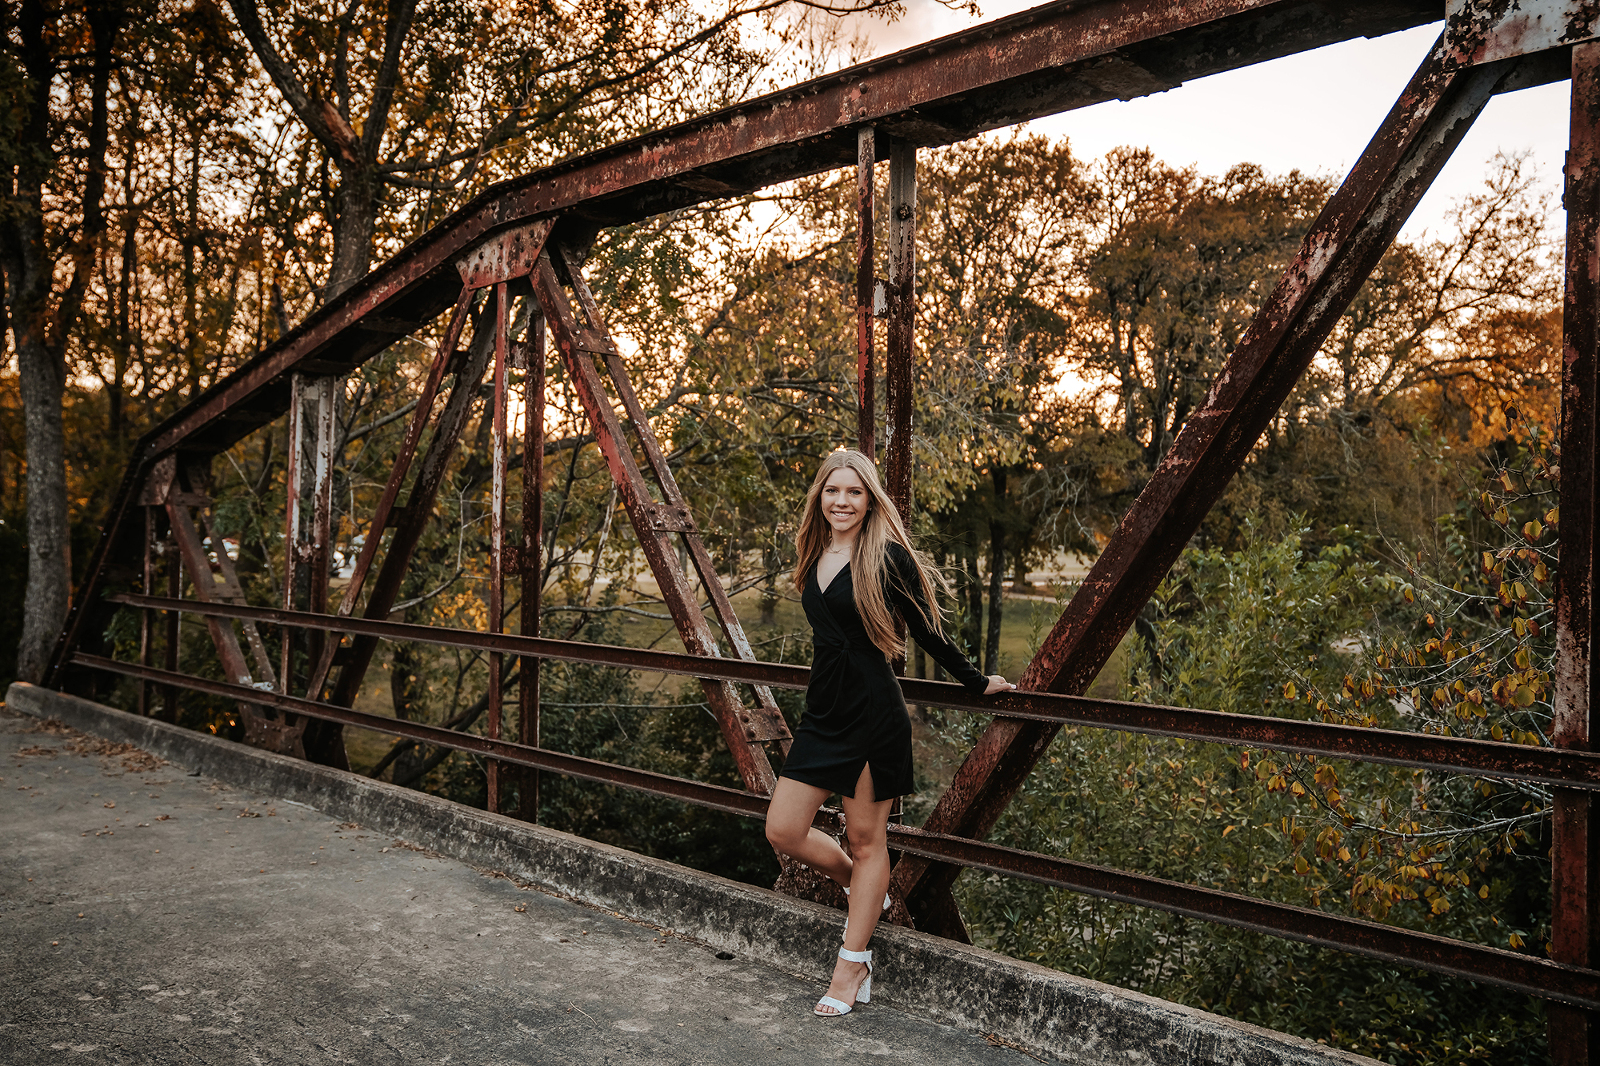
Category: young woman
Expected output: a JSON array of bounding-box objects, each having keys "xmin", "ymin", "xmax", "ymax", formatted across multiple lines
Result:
[{"xmin": 764, "ymin": 449, "xmax": 1015, "ymax": 1017}]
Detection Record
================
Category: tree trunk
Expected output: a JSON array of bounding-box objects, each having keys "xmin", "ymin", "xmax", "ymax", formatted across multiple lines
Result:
[
  {"xmin": 985, "ymin": 471, "xmax": 1006, "ymax": 674},
  {"xmin": 15, "ymin": 336, "xmax": 69, "ymax": 684},
  {"xmin": 6, "ymin": 1, "xmax": 120, "ymax": 683},
  {"xmin": 963, "ymin": 543, "xmax": 982, "ymax": 660},
  {"xmin": 183, "ymin": 123, "xmax": 201, "ymax": 395},
  {"xmin": 326, "ymin": 162, "xmax": 376, "ymax": 300},
  {"xmin": 931, "ymin": 547, "xmax": 947, "ymax": 682}
]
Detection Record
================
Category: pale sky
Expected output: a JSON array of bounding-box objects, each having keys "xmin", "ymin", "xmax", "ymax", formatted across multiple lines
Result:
[{"xmin": 835, "ymin": 2, "xmax": 1571, "ymax": 243}]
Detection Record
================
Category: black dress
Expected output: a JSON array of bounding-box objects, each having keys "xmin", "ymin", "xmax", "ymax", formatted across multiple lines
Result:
[{"xmin": 780, "ymin": 542, "xmax": 989, "ymax": 799}]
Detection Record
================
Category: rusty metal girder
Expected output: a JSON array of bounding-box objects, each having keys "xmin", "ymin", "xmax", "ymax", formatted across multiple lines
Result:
[
  {"xmin": 517, "ymin": 312, "xmax": 546, "ymax": 820},
  {"xmin": 457, "ymin": 219, "xmax": 551, "ymax": 290},
  {"xmin": 69, "ymin": 649, "xmax": 1600, "ymax": 1012},
  {"xmin": 1553, "ymin": 37, "xmax": 1600, "ymax": 1066},
  {"xmin": 281, "ymin": 373, "xmax": 336, "ymax": 698},
  {"xmin": 892, "ymin": 29, "xmax": 1528, "ymax": 934},
  {"xmin": 323, "ymin": 279, "xmax": 533, "ymax": 709},
  {"xmin": 532, "ymin": 245, "xmax": 790, "ymax": 794},
  {"xmin": 74, "ymin": 1, "xmax": 1452, "ymax": 472},
  {"xmin": 1448, "ymin": 0, "xmax": 1600, "ymax": 65},
  {"xmin": 300, "ymin": 286, "xmax": 479, "ymax": 702},
  {"xmin": 856, "ymin": 127, "xmax": 877, "ymax": 458},
  {"xmin": 486, "ymin": 281, "xmax": 513, "ymax": 812},
  {"xmin": 883, "ymin": 139, "xmax": 916, "ymax": 521}
]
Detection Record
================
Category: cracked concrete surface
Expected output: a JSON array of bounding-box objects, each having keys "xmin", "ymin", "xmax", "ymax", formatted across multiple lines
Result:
[{"xmin": 0, "ymin": 708, "xmax": 1037, "ymax": 1065}]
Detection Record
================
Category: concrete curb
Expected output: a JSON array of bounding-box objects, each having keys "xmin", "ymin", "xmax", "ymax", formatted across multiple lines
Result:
[{"xmin": 7, "ymin": 682, "xmax": 1378, "ymax": 1066}]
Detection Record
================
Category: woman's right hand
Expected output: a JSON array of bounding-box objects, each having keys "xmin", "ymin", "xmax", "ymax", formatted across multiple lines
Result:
[{"xmin": 983, "ymin": 675, "xmax": 1017, "ymax": 695}]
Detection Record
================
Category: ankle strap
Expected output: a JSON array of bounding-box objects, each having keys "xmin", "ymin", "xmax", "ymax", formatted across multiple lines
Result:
[{"xmin": 838, "ymin": 946, "xmax": 872, "ymax": 963}]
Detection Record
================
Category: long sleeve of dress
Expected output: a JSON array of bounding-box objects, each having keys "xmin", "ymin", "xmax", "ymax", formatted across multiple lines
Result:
[{"xmin": 886, "ymin": 543, "xmax": 989, "ymax": 693}]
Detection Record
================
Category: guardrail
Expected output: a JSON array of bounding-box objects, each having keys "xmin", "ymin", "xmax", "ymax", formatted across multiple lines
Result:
[{"xmin": 75, "ymin": 593, "xmax": 1600, "ymax": 1010}]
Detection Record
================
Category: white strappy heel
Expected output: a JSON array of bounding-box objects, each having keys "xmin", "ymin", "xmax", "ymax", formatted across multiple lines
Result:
[
  {"xmin": 813, "ymin": 946, "xmax": 873, "ymax": 1017},
  {"xmin": 841, "ymin": 885, "xmax": 891, "ymax": 940},
  {"xmin": 842, "ymin": 885, "xmax": 892, "ymax": 911}
]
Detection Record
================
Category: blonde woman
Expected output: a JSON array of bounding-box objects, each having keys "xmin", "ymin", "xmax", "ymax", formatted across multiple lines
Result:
[{"xmin": 765, "ymin": 449, "xmax": 1015, "ymax": 1017}]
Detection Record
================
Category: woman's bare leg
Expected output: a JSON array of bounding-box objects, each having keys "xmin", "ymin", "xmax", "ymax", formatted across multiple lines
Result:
[
  {"xmin": 820, "ymin": 763, "xmax": 893, "ymax": 1013},
  {"xmin": 765, "ymin": 776, "xmax": 853, "ymax": 887}
]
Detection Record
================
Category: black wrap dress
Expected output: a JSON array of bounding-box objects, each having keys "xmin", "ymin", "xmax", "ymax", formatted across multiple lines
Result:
[{"xmin": 781, "ymin": 542, "xmax": 990, "ymax": 799}]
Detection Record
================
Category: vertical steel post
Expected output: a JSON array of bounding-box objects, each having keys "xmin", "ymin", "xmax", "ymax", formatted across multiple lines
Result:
[
  {"xmin": 519, "ymin": 312, "xmax": 546, "ymax": 821},
  {"xmin": 307, "ymin": 377, "xmax": 337, "ymax": 667},
  {"xmin": 282, "ymin": 372, "xmax": 305, "ymax": 689},
  {"xmin": 1555, "ymin": 38, "xmax": 1600, "ymax": 1066},
  {"xmin": 139, "ymin": 507, "xmax": 154, "ymax": 715},
  {"xmin": 487, "ymin": 282, "xmax": 510, "ymax": 813},
  {"xmin": 884, "ymin": 138, "xmax": 916, "ymax": 520},
  {"xmin": 162, "ymin": 527, "xmax": 179, "ymax": 723},
  {"xmin": 857, "ymin": 126, "xmax": 876, "ymax": 459}
]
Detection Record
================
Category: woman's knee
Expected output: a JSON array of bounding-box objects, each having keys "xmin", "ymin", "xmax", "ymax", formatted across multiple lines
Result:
[
  {"xmin": 845, "ymin": 822, "xmax": 887, "ymax": 859},
  {"xmin": 766, "ymin": 818, "xmax": 803, "ymax": 854}
]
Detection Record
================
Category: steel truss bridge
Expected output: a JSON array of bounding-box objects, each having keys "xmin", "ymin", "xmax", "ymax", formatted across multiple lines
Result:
[{"xmin": 41, "ymin": 1, "xmax": 1600, "ymax": 1058}]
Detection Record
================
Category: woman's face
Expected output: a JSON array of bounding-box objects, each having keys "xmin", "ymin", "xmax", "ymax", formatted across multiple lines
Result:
[{"xmin": 820, "ymin": 466, "xmax": 870, "ymax": 540}]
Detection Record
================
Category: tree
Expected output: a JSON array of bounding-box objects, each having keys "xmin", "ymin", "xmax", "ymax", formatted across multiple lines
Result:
[
  {"xmin": 1071, "ymin": 150, "xmax": 1330, "ymax": 470},
  {"xmin": 225, "ymin": 0, "xmax": 905, "ymax": 303},
  {"xmin": 3, "ymin": 0, "xmax": 128, "ymax": 682}
]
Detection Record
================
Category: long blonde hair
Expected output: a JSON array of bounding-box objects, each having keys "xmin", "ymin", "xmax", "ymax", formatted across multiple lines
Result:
[{"xmin": 792, "ymin": 449, "xmax": 951, "ymax": 659}]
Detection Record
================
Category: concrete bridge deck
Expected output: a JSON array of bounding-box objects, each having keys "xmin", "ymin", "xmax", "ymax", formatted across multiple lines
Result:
[
  {"xmin": 0, "ymin": 709, "xmax": 1029, "ymax": 1065},
  {"xmin": 1, "ymin": 685, "xmax": 1375, "ymax": 1066}
]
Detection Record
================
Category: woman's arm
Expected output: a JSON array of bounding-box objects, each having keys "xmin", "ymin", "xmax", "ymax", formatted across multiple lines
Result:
[{"xmin": 887, "ymin": 545, "xmax": 1010, "ymax": 694}]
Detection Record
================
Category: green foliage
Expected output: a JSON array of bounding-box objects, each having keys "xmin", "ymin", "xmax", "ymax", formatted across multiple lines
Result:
[
  {"xmin": 531, "ymin": 603, "xmax": 780, "ymax": 885},
  {"xmin": 951, "ymin": 521, "xmax": 1547, "ymax": 1065}
]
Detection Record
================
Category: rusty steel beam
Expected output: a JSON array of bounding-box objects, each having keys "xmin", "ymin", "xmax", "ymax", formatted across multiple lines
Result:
[
  {"xmin": 532, "ymin": 246, "xmax": 789, "ymax": 795},
  {"xmin": 321, "ymin": 293, "xmax": 512, "ymax": 725},
  {"xmin": 160, "ymin": 483, "xmax": 291, "ymax": 749},
  {"xmin": 884, "ymin": 138, "xmax": 917, "ymax": 520},
  {"xmin": 191, "ymin": 503, "xmax": 278, "ymax": 692},
  {"xmin": 280, "ymin": 373, "xmax": 306, "ymax": 689},
  {"xmin": 81, "ymin": 651, "xmax": 774, "ymax": 819},
  {"xmin": 1449, "ymin": 0, "xmax": 1600, "ymax": 66},
  {"xmin": 137, "ymin": 1, "xmax": 1444, "ymax": 459},
  {"xmin": 876, "ymin": 821, "xmax": 1600, "ymax": 1012},
  {"xmin": 856, "ymin": 126, "xmax": 877, "ymax": 458},
  {"xmin": 487, "ymin": 281, "xmax": 511, "ymax": 813},
  {"xmin": 69, "ymin": 649, "xmax": 1600, "ymax": 1011},
  {"xmin": 892, "ymin": 31, "xmax": 1529, "ymax": 933},
  {"xmin": 108, "ymin": 593, "xmax": 1600, "ymax": 793},
  {"xmin": 280, "ymin": 374, "xmax": 338, "ymax": 755},
  {"xmin": 1554, "ymin": 37, "xmax": 1600, "ymax": 1066},
  {"xmin": 308, "ymin": 380, "xmax": 336, "ymax": 630},
  {"xmin": 518, "ymin": 313, "xmax": 546, "ymax": 820}
]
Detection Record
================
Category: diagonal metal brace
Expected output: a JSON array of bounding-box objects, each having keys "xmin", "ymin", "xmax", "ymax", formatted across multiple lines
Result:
[
  {"xmin": 891, "ymin": 30, "xmax": 1527, "ymax": 938},
  {"xmin": 532, "ymin": 245, "xmax": 791, "ymax": 793}
]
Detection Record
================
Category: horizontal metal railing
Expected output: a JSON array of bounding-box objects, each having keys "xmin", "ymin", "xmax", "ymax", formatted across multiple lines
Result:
[
  {"xmin": 75, "ymin": 595, "xmax": 1600, "ymax": 1009},
  {"xmin": 112, "ymin": 593, "xmax": 1600, "ymax": 791}
]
